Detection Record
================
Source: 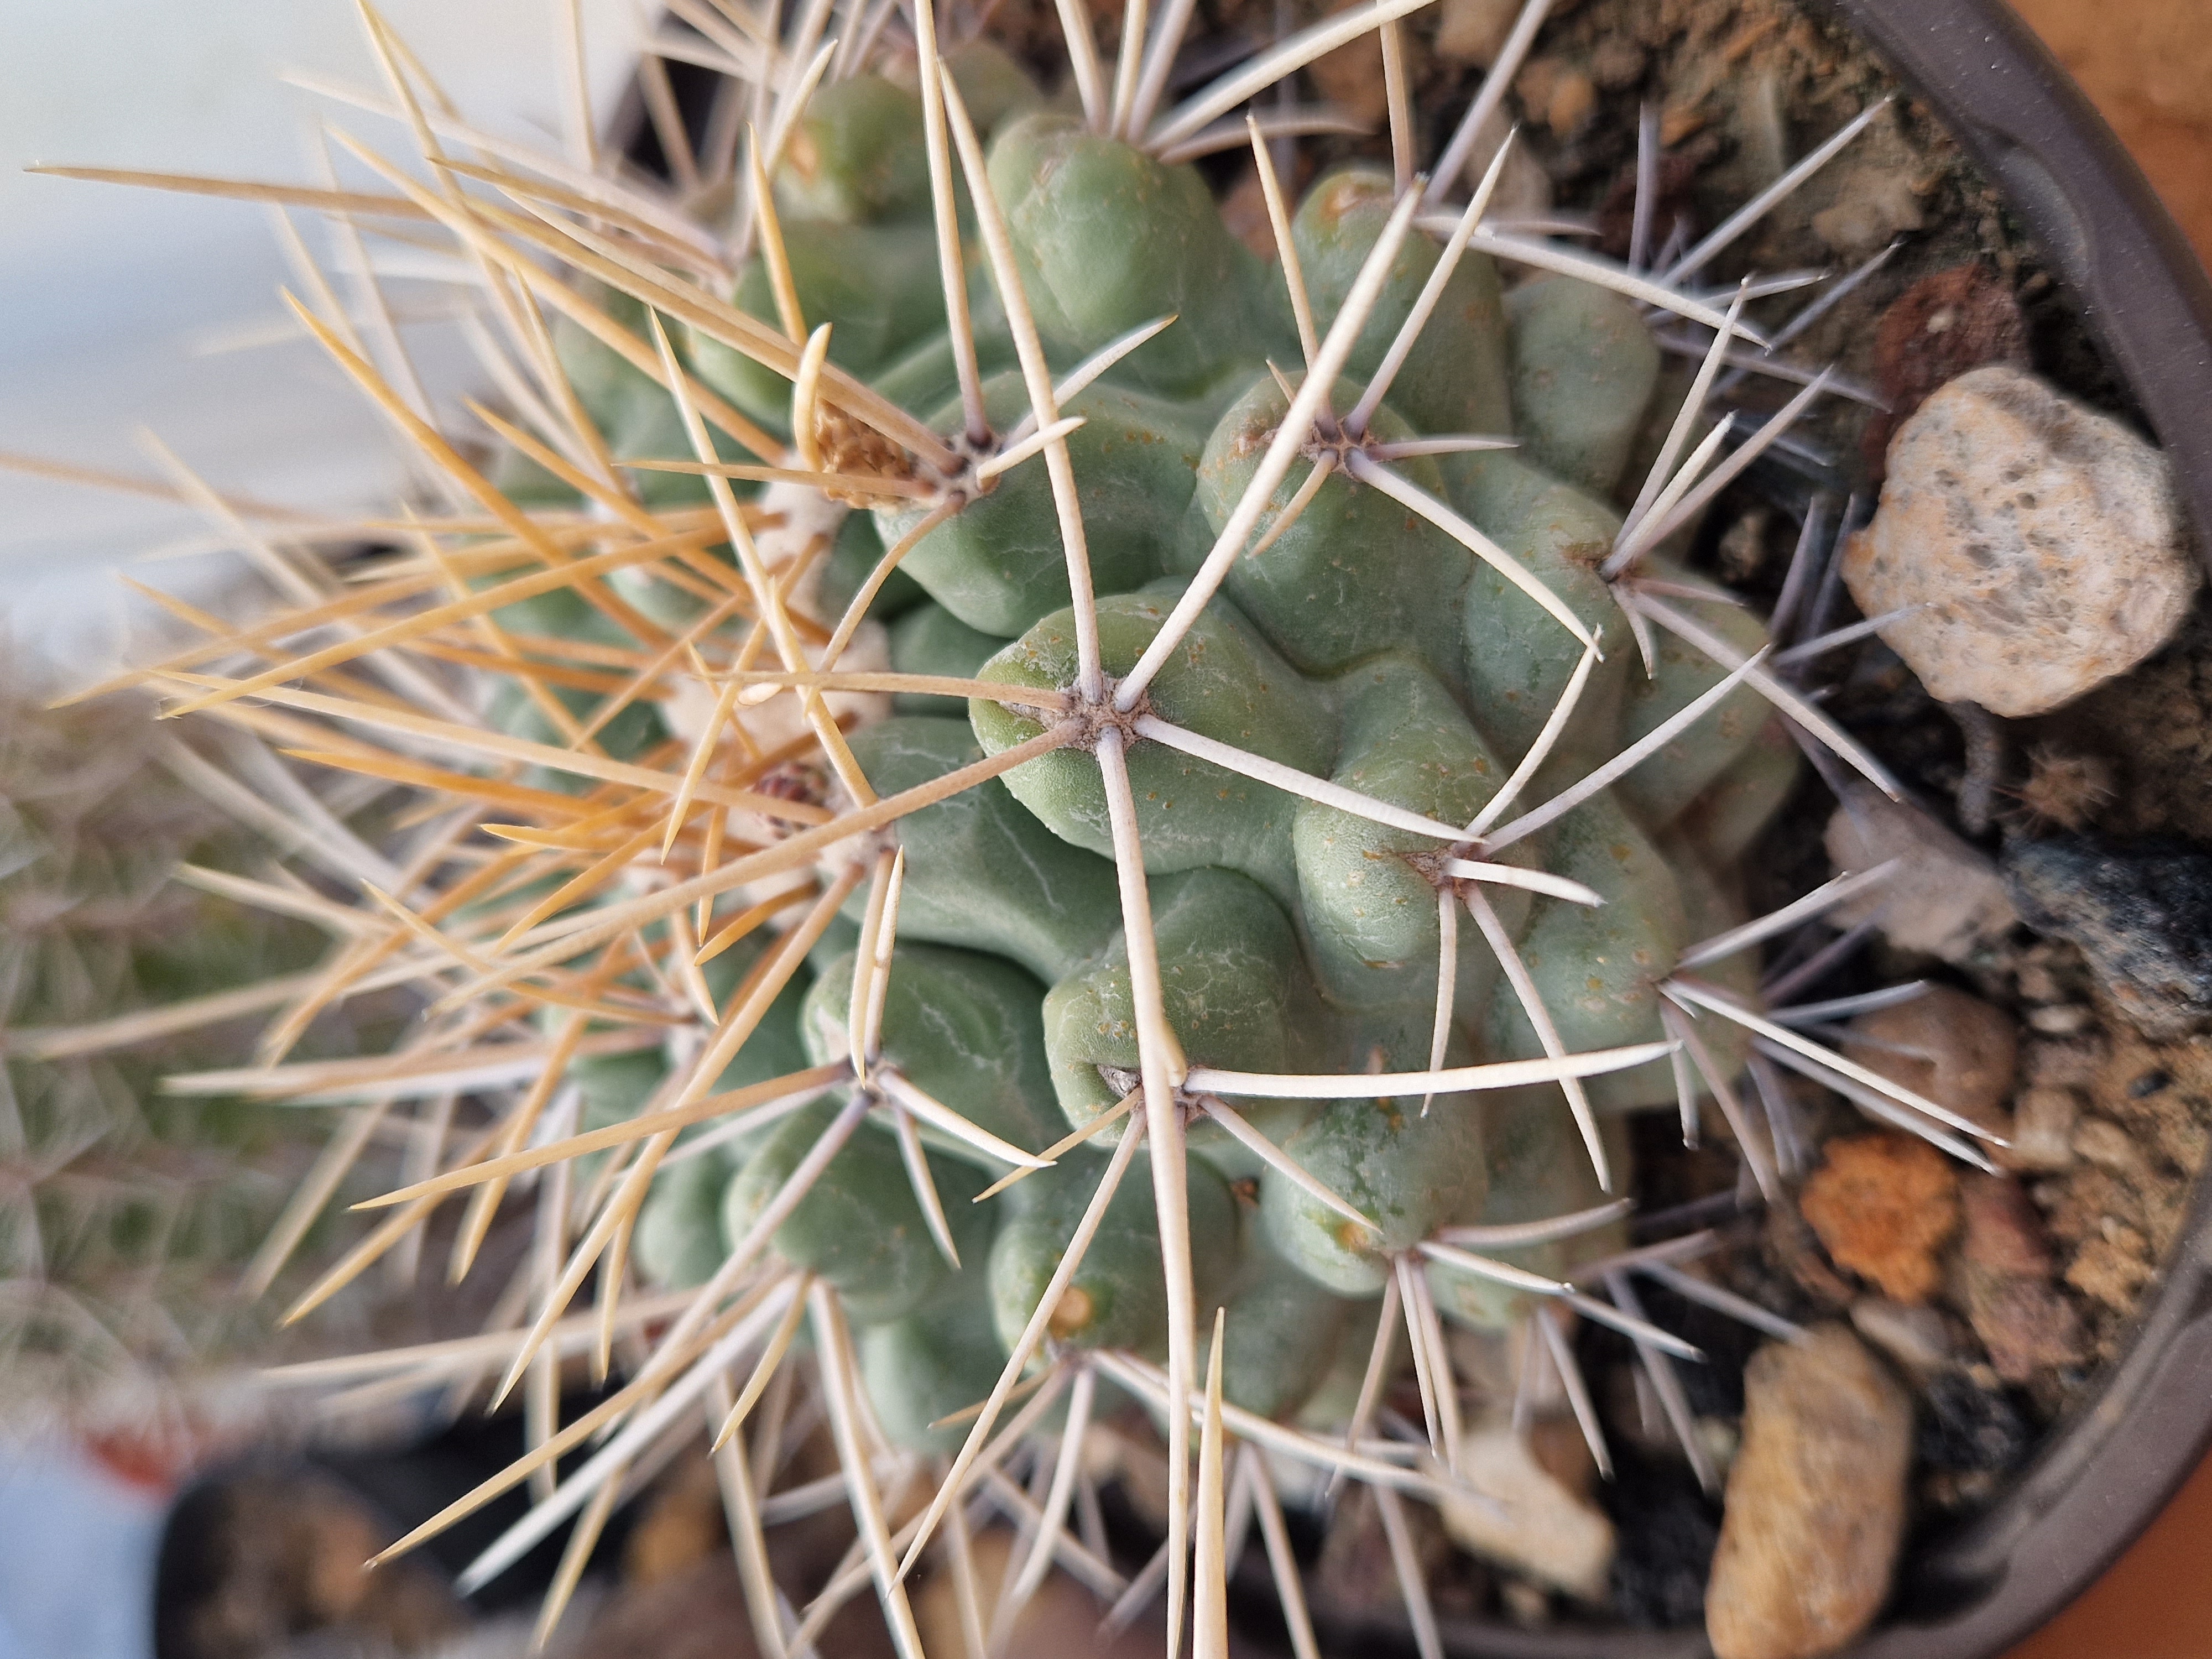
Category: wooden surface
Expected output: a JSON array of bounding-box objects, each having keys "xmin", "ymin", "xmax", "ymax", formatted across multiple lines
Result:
[{"xmin": 1996, "ymin": 1, "xmax": 2212, "ymax": 1655}]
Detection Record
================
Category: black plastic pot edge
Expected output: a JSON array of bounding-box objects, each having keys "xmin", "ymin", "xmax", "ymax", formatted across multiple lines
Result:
[{"xmin": 1399, "ymin": 3, "xmax": 2212, "ymax": 1655}]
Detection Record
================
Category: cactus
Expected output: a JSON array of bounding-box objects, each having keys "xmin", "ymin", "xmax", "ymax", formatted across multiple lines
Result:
[
  {"xmin": 0, "ymin": 687, "xmax": 347, "ymax": 1432},
  {"xmin": 40, "ymin": 0, "xmax": 2004, "ymax": 1648}
]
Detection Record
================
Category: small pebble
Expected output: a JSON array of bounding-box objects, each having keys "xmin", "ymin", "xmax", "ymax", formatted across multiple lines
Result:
[
  {"xmin": 1844, "ymin": 366, "xmax": 2199, "ymax": 718},
  {"xmin": 2065, "ymin": 1231, "xmax": 2155, "ymax": 1310},
  {"xmin": 1953, "ymin": 1172, "xmax": 2086, "ymax": 1382},
  {"xmin": 1602, "ymin": 1459, "xmax": 1721, "ymax": 1629},
  {"xmin": 1810, "ymin": 164, "xmax": 1924, "ymax": 258},
  {"xmin": 1442, "ymin": 1422, "xmax": 1616, "ymax": 1601},
  {"xmin": 1849, "ymin": 1297, "xmax": 1954, "ymax": 1380},
  {"xmin": 1823, "ymin": 786, "xmax": 2018, "ymax": 966},
  {"xmin": 1844, "ymin": 985, "xmax": 2017, "ymax": 1137},
  {"xmin": 2071, "ymin": 1116, "xmax": 2146, "ymax": 1175},
  {"xmin": 2022, "ymin": 1036, "xmax": 2106, "ymax": 1089},
  {"xmin": 1801, "ymin": 1133, "xmax": 1960, "ymax": 1304},
  {"xmin": 2002, "ymin": 1086, "xmax": 2080, "ymax": 1172},
  {"xmin": 1431, "ymin": 0, "xmax": 1520, "ymax": 64},
  {"xmin": 2006, "ymin": 836, "xmax": 2212, "ymax": 1039},
  {"xmin": 1914, "ymin": 1370, "xmax": 2032, "ymax": 1473},
  {"xmin": 1863, "ymin": 264, "xmax": 2028, "ymax": 471},
  {"xmin": 1705, "ymin": 1327, "xmax": 1912, "ymax": 1659}
]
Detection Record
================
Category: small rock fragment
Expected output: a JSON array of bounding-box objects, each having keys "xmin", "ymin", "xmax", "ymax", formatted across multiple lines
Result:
[
  {"xmin": 1705, "ymin": 1326, "xmax": 1912, "ymax": 1659},
  {"xmin": 1844, "ymin": 985, "xmax": 2017, "ymax": 1136},
  {"xmin": 1432, "ymin": 0, "xmax": 1520, "ymax": 64},
  {"xmin": 2006, "ymin": 836, "xmax": 2212, "ymax": 1039},
  {"xmin": 1914, "ymin": 1369, "xmax": 2032, "ymax": 1473},
  {"xmin": 2072, "ymin": 1117, "xmax": 2146, "ymax": 1176},
  {"xmin": 2003, "ymin": 1085, "xmax": 2080, "ymax": 1172},
  {"xmin": 1849, "ymin": 1297, "xmax": 1954, "ymax": 1380},
  {"xmin": 1442, "ymin": 1421, "xmax": 1617, "ymax": 1601},
  {"xmin": 1809, "ymin": 164, "xmax": 1924, "ymax": 258},
  {"xmin": 1845, "ymin": 366, "xmax": 2198, "ymax": 718},
  {"xmin": 1952, "ymin": 1172, "xmax": 2086, "ymax": 1381},
  {"xmin": 1824, "ymin": 787, "xmax": 2017, "ymax": 964},
  {"xmin": 2065, "ymin": 1229, "xmax": 2155, "ymax": 1310},
  {"xmin": 1801, "ymin": 1132, "xmax": 1961, "ymax": 1303},
  {"xmin": 1864, "ymin": 264, "xmax": 2029, "ymax": 469}
]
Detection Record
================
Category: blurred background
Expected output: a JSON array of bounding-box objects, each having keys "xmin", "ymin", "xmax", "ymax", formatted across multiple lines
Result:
[{"xmin": 1, "ymin": 0, "xmax": 2208, "ymax": 1656}]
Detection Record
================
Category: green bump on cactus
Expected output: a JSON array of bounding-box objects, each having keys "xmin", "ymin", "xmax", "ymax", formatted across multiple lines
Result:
[
  {"xmin": 887, "ymin": 604, "xmax": 1006, "ymax": 714},
  {"xmin": 635, "ymin": 1151, "xmax": 735, "ymax": 1291},
  {"xmin": 843, "ymin": 717, "xmax": 1121, "ymax": 983},
  {"xmin": 1483, "ymin": 789, "xmax": 1689, "ymax": 1111},
  {"xmin": 775, "ymin": 75, "xmax": 934, "ymax": 224},
  {"xmin": 722, "ymin": 1097, "xmax": 992, "ymax": 1323},
  {"xmin": 987, "ymin": 112, "xmax": 1291, "ymax": 394},
  {"xmin": 1427, "ymin": 1090, "xmax": 1627, "ymax": 1331},
  {"xmin": 1505, "ymin": 275, "xmax": 1665, "ymax": 498},
  {"xmin": 1042, "ymin": 867, "xmax": 1316, "ymax": 1167},
  {"xmin": 881, "ymin": 376, "xmax": 1212, "ymax": 637},
  {"xmin": 1677, "ymin": 712, "xmax": 1803, "ymax": 866},
  {"xmin": 860, "ymin": 1268, "xmax": 1009, "ymax": 1453},
  {"xmin": 1292, "ymin": 166, "xmax": 1513, "ymax": 439},
  {"xmin": 1261, "ymin": 1083, "xmax": 1488, "ymax": 1296},
  {"xmin": 971, "ymin": 587, "xmax": 1333, "ymax": 904},
  {"xmin": 1293, "ymin": 653, "xmax": 1524, "ymax": 1014},
  {"xmin": 825, "ymin": 512, "xmax": 929, "ymax": 634},
  {"xmin": 988, "ymin": 1147, "xmax": 1234, "ymax": 1354},
  {"xmin": 1450, "ymin": 453, "xmax": 1633, "ymax": 776},
  {"xmin": 1193, "ymin": 378, "xmax": 1472, "ymax": 687},
  {"xmin": 1615, "ymin": 569, "xmax": 1775, "ymax": 826},
  {"xmin": 693, "ymin": 220, "xmax": 949, "ymax": 428},
  {"xmin": 1217, "ymin": 1237, "xmax": 1355, "ymax": 1421},
  {"xmin": 800, "ymin": 943, "xmax": 1060, "ymax": 1157}
]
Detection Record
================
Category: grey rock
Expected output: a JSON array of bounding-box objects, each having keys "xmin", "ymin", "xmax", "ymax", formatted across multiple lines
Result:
[
  {"xmin": 2005, "ymin": 836, "xmax": 2212, "ymax": 1039},
  {"xmin": 1705, "ymin": 1326, "xmax": 1912, "ymax": 1659},
  {"xmin": 1824, "ymin": 786, "xmax": 2017, "ymax": 965}
]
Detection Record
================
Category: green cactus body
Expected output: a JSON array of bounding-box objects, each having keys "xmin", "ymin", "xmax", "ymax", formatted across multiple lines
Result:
[
  {"xmin": 971, "ymin": 587, "xmax": 1333, "ymax": 904},
  {"xmin": 1427, "ymin": 1090, "xmax": 1630, "ymax": 1330},
  {"xmin": 989, "ymin": 1147, "xmax": 1235, "ymax": 1354},
  {"xmin": 1193, "ymin": 379, "xmax": 1472, "ymax": 689},
  {"xmin": 986, "ymin": 112, "xmax": 1290, "ymax": 395},
  {"xmin": 881, "ymin": 377, "xmax": 1213, "ymax": 635},
  {"xmin": 502, "ymin": 107, "xmax": 1804, "ymax": 1474},
  {"xmin": 1504, "ymin": 276, "xmax": 1663, "ymax": 498},
  {"xmin": 801, "ymin": 943, "xmax": 1060, "ymax": 1158},
  {"xmin": 722, "ymin": 1097, "xmax": 993, "ymax": 1323},
  {"xmin": 1042, "ymin": 866, "xmax": 1317, "ymax": 1170},
  {"xmin": 1262, "ymin": 1084, "xmax": 1488, "ymax": 1296},
  {"xmin": 1292, "ymin": 166, "xmax": 1513, "ymax": 439}
]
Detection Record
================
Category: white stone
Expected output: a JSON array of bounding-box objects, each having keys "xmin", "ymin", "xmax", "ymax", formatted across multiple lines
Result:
[
  {"xmin": 1844, "ymin": 366, "xmax": 2198, "ymax": 718},
  {"xmin": 1440, "ymin": 1423, "xmax": 1615, "ymax": 1601}
]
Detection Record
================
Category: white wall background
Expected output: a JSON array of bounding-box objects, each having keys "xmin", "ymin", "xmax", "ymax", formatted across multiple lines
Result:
[{"xmin": 1, "ymin": 1, "xmax": 641, "ymax": 685}]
